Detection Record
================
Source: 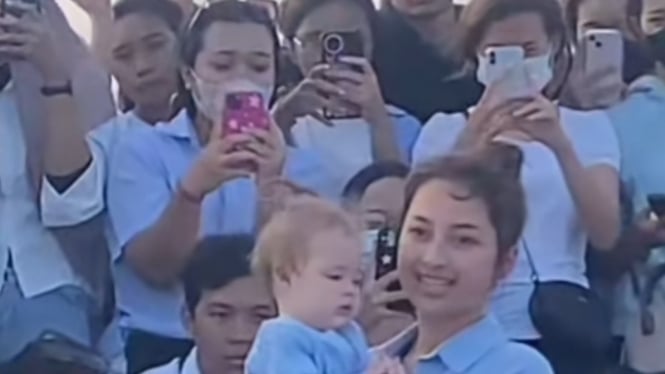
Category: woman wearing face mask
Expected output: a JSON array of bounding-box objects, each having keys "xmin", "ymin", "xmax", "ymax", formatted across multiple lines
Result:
[
  {"xmin": 376, "ymin": 145, "xmax": 553, "ymax": 373},
  {"xmin": 272, "ymin": 0, "xmax": 422, "ymax": 197},
  {"xmin": 412, "ymin": 0, "xmax": 621, "ymax": 372},
  {"xmin": 103, "ymin": 2, "xmax": 330, "ymax": 372}
]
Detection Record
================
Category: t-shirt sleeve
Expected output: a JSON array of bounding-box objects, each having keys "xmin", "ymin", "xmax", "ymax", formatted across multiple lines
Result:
[
  {"xmin": 564, "ymin": 109, "xmax": 620, "ymax": 170},
  {"xmin": 411, "ymin": 112, "xmax": 466, "ymax": 166},
  {"xmin": 389, "ymin": 109, "xmax": 422, "ymax": 164},
  {"xmin": 246, "ymin": 321, "xmax": 319, "ymax": 374}
]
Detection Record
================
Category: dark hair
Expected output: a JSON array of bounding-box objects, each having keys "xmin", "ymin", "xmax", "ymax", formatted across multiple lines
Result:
[
  {"xmin": 182, "ymin": 234, "xmax": 255, "ymax": 314},
  {"xmin": 342, "ymin": 161, "xmax": 410, "ymax": 202},
  {"xmin": 113, "ymin": 0, "xmax": 184, "ymax": 33},
  {"xmin": 177, "ymin": 0, "xmax": 280, "ymax": 117},
  {"xmin": 278, "ymin": 0, "xmax": 378, "ymax": 40},
  {"xmin": 458, "ymin": 0, "xmax": 573, "ymax": 98},
  {"xmin": 403, "ymin": 144, "xmax": 526, "ymax": 259}
]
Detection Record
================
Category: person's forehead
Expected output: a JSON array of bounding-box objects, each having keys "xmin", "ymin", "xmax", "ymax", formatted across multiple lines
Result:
[
  {"xmin": 479, "ymin": 12, "xmax": 548, "ymax": 47},
  {"xmin": 408, "ymin": 180, "xmax": 492, "ymax": 227},
  {"xmin": 200, "ymin": 276, "xmax": 273, "ymax": 308},
  {"xmin": 111, "ymin": 13, "xmax": 172, "ymax": 49},
  {"xmin": 200, "ymin": 21, "xmax": 273, "ymax": 54},
  {"xmin": 644, "ymin": 0, "xmax": 665, "ymax": 14},
  {"xmin": 296, "ymin": 1, "xmax": 369, "ymax": 35},
  {"xmin": 578, "ymin": 0, "xmax": 627, "ymax": 24}
]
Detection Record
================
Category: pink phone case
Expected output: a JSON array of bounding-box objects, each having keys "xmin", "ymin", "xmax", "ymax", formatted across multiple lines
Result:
[{"xmin": 222, "ymin": 92, "xmax": 270, "ymax": 136}]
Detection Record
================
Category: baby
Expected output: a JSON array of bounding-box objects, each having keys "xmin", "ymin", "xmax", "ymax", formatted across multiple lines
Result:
[{"xmin": 246, "ymin": 196, "xmax": 374, "ymax": 374}]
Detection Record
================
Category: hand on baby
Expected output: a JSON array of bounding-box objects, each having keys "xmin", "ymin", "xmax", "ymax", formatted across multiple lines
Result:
[{"xmin": 368, "ymin": 354, "xmax": 407, "ymax": 374}]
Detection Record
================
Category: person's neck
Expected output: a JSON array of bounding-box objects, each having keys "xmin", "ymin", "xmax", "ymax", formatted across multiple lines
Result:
[
  {"xmin": 135, "ymin": 101, "xmax": 173, "ymax": 125},
  {"xmin": 194, "ymin": 112, "xmax": 213, "ymax": 145},
  {"xmin": 412, "ymin": 309, "xmax": 485, "ymax": 356},
  {"xmin": 404, "ymin": 8, "xmax": 457, "ymax": 57}
]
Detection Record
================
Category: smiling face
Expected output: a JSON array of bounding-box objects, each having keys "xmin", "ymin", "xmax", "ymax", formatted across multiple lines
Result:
[
  {"xmin": 398, "ymin": 179, "xmax": 516, "ymax": 320},
  {"xmin": 276, "ymin": 229, "xmax": 365, "ymax": 330}
]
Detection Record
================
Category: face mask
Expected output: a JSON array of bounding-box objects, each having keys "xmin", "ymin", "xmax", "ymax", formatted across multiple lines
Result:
[
  {"xmin": 190, "ymin": 74, "xmax": 273, "ymax": 122},
  {"xmin": 622, "ymin": 38, "xmax": 655, "ymax": 84},
  {"xmin": 476, "ymin": 51, "xmax": 553, "ymax": 92},
  {"xmin": 647, "ymin": 29, "xmax": 665, "ymax": 65}
]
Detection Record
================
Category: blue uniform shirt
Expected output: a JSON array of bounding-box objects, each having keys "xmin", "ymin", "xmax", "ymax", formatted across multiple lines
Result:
[
  {"xmin": 106, "ymin": 110, "xmax": 335, "ymax": 338},
  {"xmin": 246, "ymin": 316, "xmax": 370, "ymax": 374},
  {"xmin": 379, "ymin": 315, "xmax": 553, "ymax": 374}
]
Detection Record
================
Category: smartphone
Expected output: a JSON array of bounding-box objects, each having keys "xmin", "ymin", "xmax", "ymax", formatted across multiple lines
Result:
[
  {"xmin": 583, "ymin": 29, "xmax": 623, "ymax": 77},
  {"xmin": 483, "ymin": 46, "xmax": 534, "ymax": 100},
  {"xmin": 221, "ymin": 91, "xmax": 270, "ymax": 136},
  {"xmin": 375, "ymin": 227, "xmax": 398, "ymax": 280},
  {"xmin": 648, "ymin": 194, "xmax": 665, "ymax": 219},
  {"xmin": 1, "ymin": 0, "xmax": 40, "ymax": 17},
  {"xmin": 320, "ymin": 31, "xmax": 364, "ymax": 120}
]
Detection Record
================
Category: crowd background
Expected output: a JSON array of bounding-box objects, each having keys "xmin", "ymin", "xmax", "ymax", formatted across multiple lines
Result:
[{"xmin": 0, "ymin": 0, "xmax": 665, "ymax": 373}]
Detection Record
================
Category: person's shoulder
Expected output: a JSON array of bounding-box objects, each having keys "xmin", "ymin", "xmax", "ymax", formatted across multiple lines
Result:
[
  {"xmin": 256, "ymin": 317, "xmax": 317, "ymax": 342},
  {"xmin": 498, "ymin": 342, "xmax": 554, "ymax": 373},
  {"xmin": 559, "ymin": 106, "xmax": 615, "ymax": 140},
  {"xmin": 412, "ymin": 111, "xmax": 467, "ymax": 163},
  {"xmin": 89, "ymin": 112, "xmax": 152, "ymax": 154}
]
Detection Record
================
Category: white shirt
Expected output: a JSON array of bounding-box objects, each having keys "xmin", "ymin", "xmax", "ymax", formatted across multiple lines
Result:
[
  {"xmin": 143, "ymin": 348, "xmax": 200, "ymax": 374},
  {"xmin": 0, "ymin": 84, "xmax": 103, "ymax": 297},
  {"xmin": 412, "ymin": 107, "xmax": 620, "ymax": 339}
]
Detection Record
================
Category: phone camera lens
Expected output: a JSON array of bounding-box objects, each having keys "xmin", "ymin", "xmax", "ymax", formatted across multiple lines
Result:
[
  {"xmin": 595, "ymin": 41, "xmax": 603, "ymax": 48},
  {"xmin": 589, "ymin": 35, "xmax": 596, "ymax": 42},
  {"xmin": 226, "ymin": 95, "xmax": 242, "ymax": 110},
  {"xmin": 489, "ymin": 51, "xmax": 496, "ymax": 64},
  {"xmin": 323, "ymin": 33, "xmax": 344, "ymax": 56}
]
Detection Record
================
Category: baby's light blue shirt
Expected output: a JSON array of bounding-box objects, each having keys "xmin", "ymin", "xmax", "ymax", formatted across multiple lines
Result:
[{"xmin": 246, "ymin": 316, "xmax": 370, "ymax": 374}]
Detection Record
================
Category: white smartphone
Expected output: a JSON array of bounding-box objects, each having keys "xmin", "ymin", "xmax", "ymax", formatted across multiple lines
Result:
[
  {"xmin": 484, "ymin": 46, "xmax": 534, "ymax": 99},
  {"xmin": 583, "ymin": 29, "xmax": 624, "ymax": 75},
  {"xmin": 484, "ymin": 45, "xmax": 525, "ymax": 84}
]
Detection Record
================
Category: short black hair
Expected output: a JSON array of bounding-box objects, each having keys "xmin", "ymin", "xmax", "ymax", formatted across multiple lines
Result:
[
  {"xmin": 182, "ymin": 234, "xmax": 255, "ymax": 314},
  {"xmin": 113, "ymin": 0, "xmax": 184, "ymax": 33},
  {"xmin": 342, "ymin": 161, "xmax": 410, "ymax": 202}
]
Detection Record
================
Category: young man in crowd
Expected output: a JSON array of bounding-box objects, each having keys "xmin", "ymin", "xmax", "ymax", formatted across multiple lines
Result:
[
  {"xmin": 145, "ymin": 235, "xmax": 276, "ymax": 374},
  {"xmin": 373, "ymin": 0, "xmax": 482, "ymax": 122},
  {"xmin": 0, "ymin": 0, "xmax": 115, "ymax": 370}
]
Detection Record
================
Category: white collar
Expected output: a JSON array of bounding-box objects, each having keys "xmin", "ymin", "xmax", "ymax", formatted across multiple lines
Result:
[{"xmin": 181, "ymin": 347, "xmax": 201, "ymax": 374}]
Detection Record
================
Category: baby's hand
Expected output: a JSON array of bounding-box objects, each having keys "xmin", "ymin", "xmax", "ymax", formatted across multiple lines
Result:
[{"xmin": 367, "ymin": 353, "xmax": 407, "ymax": 374}]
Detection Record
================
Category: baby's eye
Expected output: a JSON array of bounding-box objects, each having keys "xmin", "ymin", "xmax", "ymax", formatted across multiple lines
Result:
[{"xmin": 325, "ymin": 274, "xmax": 343, "ymax": 281}]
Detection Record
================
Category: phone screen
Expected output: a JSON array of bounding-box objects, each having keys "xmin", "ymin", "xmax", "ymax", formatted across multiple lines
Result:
[{"xmin": 222, "ymin": 91, "xmax": 270, "ymax": 136}]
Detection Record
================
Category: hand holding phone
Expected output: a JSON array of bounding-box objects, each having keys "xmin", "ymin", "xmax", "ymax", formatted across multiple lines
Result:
[{"xmin": 320, "ymin": 31, "xmax": 365, "ymax": 119}]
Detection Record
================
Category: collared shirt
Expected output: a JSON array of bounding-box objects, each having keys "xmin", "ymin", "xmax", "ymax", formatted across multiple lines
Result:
[
  {"xmin": 290, "ymin": 105, "xmax": 421, "ymax": 196},
  {"xmin": 378, "ymin": 315, "xmax": 553, "ymax": 374},
  {"xmin": 606, "ymin": 75, "xmax": 665, "ymax": 336},
  {"xmin": 0, "ymin": 83, "xmax": 101, "ymax": 297},
  {"xmin": 246, "ymin": 316, "xmax": 370, "ymax": 374},
  {"xmin": 143, "ymin": 347, "xmax": 200, "ymax": 374},
  {"xmin": 106, "ymin": 110, "xmax": 334, "ymax": 338},
  {"xmin": 412, "ymin": 107, "xmax": 620, "ymax": 339}
]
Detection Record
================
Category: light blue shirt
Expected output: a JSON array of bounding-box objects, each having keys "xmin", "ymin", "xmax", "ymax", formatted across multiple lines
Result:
[
  {"xmin": 380, "ymin": 315, "xmax": 553, "ymax": 374},
  {"xmin": 606, "ymin": 75, "xmax": 665, "ymax": 334},
  {"xmin": 246, "ymin": 316, "xmax": 370, "ymax": 374},
  {"xmin": 106, "ymin": 110, "xmax": 335, "ymax": 338}
]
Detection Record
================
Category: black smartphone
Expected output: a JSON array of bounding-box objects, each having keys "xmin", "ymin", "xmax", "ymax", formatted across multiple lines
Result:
[
  {"xmin": 374, "ymin": 227, "xmax": 414, "ymax": 314},
  {"xmin": 648, "ymin": 194, "xmax": 665, "ymax": 219},
  {"xmin": 320, "ymin": 31, "xmax": 364, "ymax": 119}
]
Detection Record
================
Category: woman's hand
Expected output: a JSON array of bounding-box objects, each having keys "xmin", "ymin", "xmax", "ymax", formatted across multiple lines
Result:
[
  {"xmin": 272, "ymin": 64, "xmax": 342, "ymax": 130},
  {"xmin": 182, "ymin": 122, "xmax": 258, "ymax": 201},
  {"xmin": 246, "ymin": 119, "xmax": 287, "ymax": 182},
  {"xmin": 0, "ymin": 12, "xmax": 66, "ymax": 82},
  {"xmin": 325, "ymin": 56, "xmax": 388, "ymax": 124},
  {"xmin": 358, "ymin": 271, "xmax": 414, "ymax": 345},
  {"xmin": 512, "ymin": 95, "xmax": 569, "ymax": 152}
]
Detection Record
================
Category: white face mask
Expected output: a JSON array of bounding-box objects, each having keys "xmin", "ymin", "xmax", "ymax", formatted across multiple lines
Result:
[
  {"xmin": 476, "ymin": 51, "xmax": 553, "ymax": 93},
  {"xmin": 190, "ymin": 74, "xmax": 273, "ymax": 122}
]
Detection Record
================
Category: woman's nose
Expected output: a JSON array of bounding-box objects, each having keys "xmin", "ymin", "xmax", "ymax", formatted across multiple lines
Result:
[{"xmin": 421, "ymin": 240, "xmax": 449, "ymax": 267}]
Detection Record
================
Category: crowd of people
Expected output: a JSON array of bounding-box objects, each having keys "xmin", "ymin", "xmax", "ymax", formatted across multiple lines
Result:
[{"xmin": 1, "ymin": 0, "xmax": 665, "ymax": 372}]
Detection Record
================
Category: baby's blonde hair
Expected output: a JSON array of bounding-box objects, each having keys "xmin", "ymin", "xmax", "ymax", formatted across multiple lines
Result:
[{"xmin": 252, "ymin": 196, "xmax": 362, "ymax": 287}]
